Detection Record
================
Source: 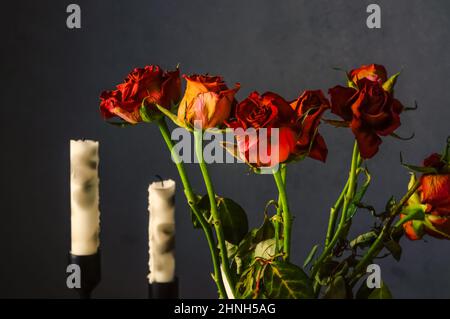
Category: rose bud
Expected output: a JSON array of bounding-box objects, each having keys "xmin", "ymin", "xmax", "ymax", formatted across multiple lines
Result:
[
  {"xmin": 329, "ymin": 77, "xmax": 403, "ymax": 159},
  {"xmin": 349, "ymin": 64, "xmax": 388, "ymax": 85},
  {"xmin": 100, "ymin": 65, "xmax": 181, "ymax": 124},
  {"xmin": 177, "ymin": 74, "xmax": 240, "ymax": 129}
]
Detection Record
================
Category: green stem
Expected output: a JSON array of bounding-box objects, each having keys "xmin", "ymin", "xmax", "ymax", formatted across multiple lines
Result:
[
  {"xmin": 273, "ymin": 167, "xmax": 292, "ymax": 261},
  {"xmin": 157, "ymin": 118, "xmax": 227, "ymax": 298},
  {"xmin": 274, "ymin": 164, "xmax": 287, "ymax": 254},
  {"xmin": 325, "ymin": 180, "xmax": 349, "ymax": 247},
  {"xmin": 193, "ymin": 129, "xmax": 236, "ymax": 297},
  {"xmin": 348, "ymin": 178, "xmax": 421, "ymax": 287},
  {"xmin": 311, "ymin": 141, "xmax": 360, "ymax": 279}
]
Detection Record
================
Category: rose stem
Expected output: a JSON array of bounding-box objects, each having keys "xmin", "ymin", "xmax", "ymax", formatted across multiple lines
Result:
[
  {"xmin": 274, "ymin": 164, "xmax": 287, "ymax": 254},
  {"xmin": 324, "ymin": 180, "xmax": 349, "ymax": 247},
  {"xmin": 347, "ymin": 178, "xmax": 421, "ymax": 287},
  {"xmin": 311, "ymin": 141, "xmax": 361, "ymax": 287},
  {"xmin": 157, "ymin": 118, "xmax": 227, "ymax": 298},
  {"xmin": 273, "ymin": 166, "xmax": 292, "ymax": 261},
  {"xmin": 193, "ymin": 128, "xmax": 236, "ymax": 297}
]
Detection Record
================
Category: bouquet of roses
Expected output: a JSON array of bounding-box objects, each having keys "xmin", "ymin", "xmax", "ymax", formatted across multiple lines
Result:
[{"xmin": 99, "ymin": 64, "xmax": 450, "ymax": 299}]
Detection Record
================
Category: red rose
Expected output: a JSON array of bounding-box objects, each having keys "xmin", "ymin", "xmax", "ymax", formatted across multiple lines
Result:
[
  {"xmin": 100, "ymin": 65, "xmax": 181, "ymax": 124},
  {"xmin": 290, "ymin": 90, "xmax": 329, "ymax": 162},
  {"xmin": 227, "ymin": 91, "xmax": 328, "ymax": 167},
  {"xmin": 177, "ymin": 74, "xmax": 240, "ymax": 129},
  {"xmin": 231, "ymin": 91, "xmax": 294, "ymax": 130},
  {"xmin": 329, "ymin": 78, "xmax": 403, "ymax": 159},
  {"xmin": 349, "ymin": 64, "xmax": 387, "ymax": 84}
]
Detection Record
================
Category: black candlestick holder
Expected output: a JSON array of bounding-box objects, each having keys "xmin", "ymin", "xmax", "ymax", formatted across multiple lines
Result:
[
  {"xmin": 148, "ymin": 277, "xmax": 179, "ymax": 299},
  {"xmin": 68, "ymin": 251, "xmax": 101, "ymax": 299}
]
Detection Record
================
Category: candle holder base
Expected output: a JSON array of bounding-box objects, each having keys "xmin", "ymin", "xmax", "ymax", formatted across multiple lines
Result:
[
  {"xmin": 148, "ymin": 277, "xmax": 178, "ymax": 299},
  {"xmin": 68, "ymin": 251, "xmax": 101, "ymax": 299}
]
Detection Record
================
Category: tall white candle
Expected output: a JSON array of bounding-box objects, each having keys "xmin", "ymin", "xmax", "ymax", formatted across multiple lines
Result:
[
  {"xmin": 148, "ymin": 179, "xmax": 176, "ymax": 283},
  {"xmin": 70, "ymin": 139, "xmax": 100, "ymax": 256}
]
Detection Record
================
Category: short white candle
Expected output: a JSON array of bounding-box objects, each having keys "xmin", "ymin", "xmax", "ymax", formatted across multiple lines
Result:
[
  {"xmin": 70, "ymin": 139, "xmax": 100, "ymax": 256},
  {"xmin": 148, "ymin": 179, "xmax": 176, "ymax": 283}
]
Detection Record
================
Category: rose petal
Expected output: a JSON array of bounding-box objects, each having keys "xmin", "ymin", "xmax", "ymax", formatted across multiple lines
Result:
[
  {"xmin": 308, "ymin": 133, "xmax": 328, "ymax": 162},
  {"xmin": 328, "ymin": 86, "xmax": 356, "ymax": 121},
  {"xmin": 351, "ymin": 119, "xmax": 382, "ymax": 159}
]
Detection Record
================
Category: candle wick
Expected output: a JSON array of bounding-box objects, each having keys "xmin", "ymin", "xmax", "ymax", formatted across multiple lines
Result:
[{"xmin": 155, "ymin": 174, "xmax": 164, "ymax": 187}]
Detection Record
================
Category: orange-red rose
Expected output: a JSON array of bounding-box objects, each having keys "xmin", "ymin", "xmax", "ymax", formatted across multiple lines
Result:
[
  {"xmin": 226, "ymin": 90, "xmax": 329, "ymax": 167},
  {"xmin": 177, "ymin": 74, "xmax": 240, "ymax": 129},
  {"xmin": 402, "ymin": 153, "xmax": 450, "ymax": 240},
  {"xmin": 100, "ymin": 65, "xmax": 181, "ymax": 124},
  {"xmin": 349, "ymin": 64, "xmax": 387, "ymax": 84},
  {"xmin": 290, "ymin": 90, "xmax": 329, "ymax": 162},
  {"xmin": 329, "ymin": 72, "xmax": 404, "ymax": 159}
]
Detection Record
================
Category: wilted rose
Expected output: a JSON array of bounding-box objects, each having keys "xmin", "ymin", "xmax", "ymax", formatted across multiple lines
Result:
[
  {"xmin": 100, "ymin": 65, "xmax": 181, "ymax": 124},
  {"xmin": 329, "ymin": 76, "xmax": 403, "ymax": 159}
]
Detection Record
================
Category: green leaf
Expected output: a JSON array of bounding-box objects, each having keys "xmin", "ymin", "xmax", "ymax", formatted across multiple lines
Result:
[
  {"xmin": 235, "ymin": 265, "xmax": 256, "ymax": 299},
  {"xmin": 303, "ymin": 244, "xmax": 319, "ymax": 269},
  {"xmin": 254, "ymin": 239, "xmax": 276, "ymax": 259},
  {"xmin": 254, "ymin": 216, "xmax": 276, "ymax": 243},
  {"xmin": 402, "ymin": 163, "xmax": 438, "ymax": 174},
  {"xmin": 400, "ymin": 153, "xmax": 438, "ymax": 174},
  {"xmin": 217, "ymin": 197, "xmax": 249, "ymax": 245},
  {"xmin": 384, "ymin": 239, "xmax": 402, "ymax": 261},
  {"xmin": 155, "ymin": 103, "xmax": 186, "ymax": 128},
  {"xmin": 196, "ymin": 194, "xmax": 211, "ymax": 218},
  {"xmin": 263, "ymin": 261, "xmax": 314, "ymax": 299},
  {"xmin": 235, "ymin": 262, "xmax": 266, "ymax": 299},
  {"xmin": 350, "ymin": 231, "xmax": 378, "ymax": 249},
  {"xmin": 314, "ymin": 260, "xmax": 339, "ymax": 286},
  {"xmin": 233, "ymin": 216, "xmax": 275, "ymax": 274},
  {"xmin": 382, "ymin": 72, "xmax": 400, "ymax": 93},
  {"xmin": 368, "ymin": 281, "xmax": 393, "ymax": 299},
  {"xmin": 323, "ymin": 276, "xmax": 349, "ymax": 299},
  {"xmin": 196, "ymin": 196, "xmax": 249, "ymax": 245},
  {"xmin": 225, "ymin": 241, "xmax": 239, "ymax": 260}
]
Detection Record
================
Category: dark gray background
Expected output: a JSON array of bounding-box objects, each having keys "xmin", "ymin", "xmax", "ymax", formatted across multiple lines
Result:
[{"xmin": 1, "ymin": 0, "xmax": 449, "ymax": 298}]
